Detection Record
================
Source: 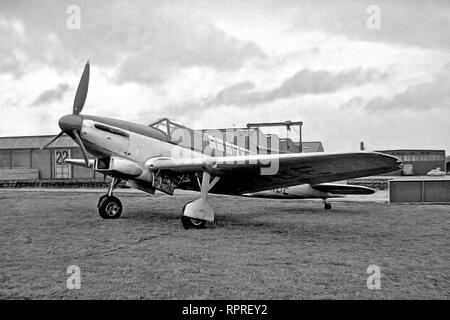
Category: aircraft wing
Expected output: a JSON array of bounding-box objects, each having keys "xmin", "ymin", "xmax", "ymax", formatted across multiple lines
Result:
[{"xmin": 150, "ymin": 152, "xmax": 401, "ymax": 195}]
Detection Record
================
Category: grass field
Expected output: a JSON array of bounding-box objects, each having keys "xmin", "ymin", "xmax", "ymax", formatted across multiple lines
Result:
[{"xmin": 0, "ymin": 189, "xmax": 448, "ymax": 299}]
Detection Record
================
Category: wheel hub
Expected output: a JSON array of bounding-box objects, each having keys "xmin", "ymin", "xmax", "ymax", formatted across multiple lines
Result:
[
  {"xmin": 190, "ymin": 218, "xmax": 203, "ymax": 226},
  {"xmin": 106, "ymin": 202, "xmax": 119, "ymax": 216}
]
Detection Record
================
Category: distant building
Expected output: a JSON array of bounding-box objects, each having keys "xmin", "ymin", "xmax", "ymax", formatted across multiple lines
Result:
[
  {"xmin": 278, "ymin": 140, "xmax": 324, "ymax": 153},
  {"xmin": 0, "ymin": 135, "xmax": 99, "ymax": 181},
  {"xmin": 298, "ymin": 141, "xmax": 324, "ymax": 153},
  {"xmin": 446, "ymin": 156, "xmax": 450, "ymax": 174},
  {"xmin": 377, "ymin": 149, "xmax": 446, "ymax": 176}
]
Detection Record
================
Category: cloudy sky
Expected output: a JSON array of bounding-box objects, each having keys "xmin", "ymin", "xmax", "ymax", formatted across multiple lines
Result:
[{"xmin": 1, "ymin": 0, "xmax": 449, "ymax": 153}]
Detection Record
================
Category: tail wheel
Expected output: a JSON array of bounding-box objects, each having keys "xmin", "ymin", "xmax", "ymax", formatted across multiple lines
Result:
[
  {"xmin": 181, "ymin": 216, "xmax": 206, "ymax": 230},
  {"xmin": 98, "ymin": 196, "xmax": 123, "ymax": 219},
  {"xmin": 181, "ymin": 202, "xmax": 206, "ymax": 229}
]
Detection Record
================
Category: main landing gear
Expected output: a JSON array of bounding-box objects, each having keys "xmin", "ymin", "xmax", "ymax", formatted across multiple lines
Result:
[
  {"xmin": 98, "ymin": 177, "xmax": 123, "ymax": 219},
  {"xmin": 181, "ymin": 172, "xmax": 220, "ymax": 230},
  {"xmin": 323, "ymin": 199, "xmax": 332, "ymax": 210}
]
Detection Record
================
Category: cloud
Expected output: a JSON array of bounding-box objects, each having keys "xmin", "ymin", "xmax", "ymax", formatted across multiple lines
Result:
[
  {"xmin": 0, "ymin": 17, "xmax": 25, "ymax": 77},
  {"xmin": 288, "ymin": 0, "xmax": 450, "ymax": 50},
  {"xmin": 164, "ymin": 67, "xmax": 386, "ymax": 116},
  {"xmin": 364, "ymin": 63, "xmax": 450, "ymax": 112},
  {"xmin": 213, "ymin": 67, "xmax": 385, "ymax": 106},
  {"xmin": 31, "ymin": 83, "xmax": 70, "ymax": 106},
  {"xmin": 214, "ymin": 81, "xmax": 256, "ymax": 104},
  {"xmin": 1, "ymin": 1, "xmax": 265, "ymax": 85},
  {"xmin": 114, "ymin": 20, "xmax": 265, "ymax": 84}
]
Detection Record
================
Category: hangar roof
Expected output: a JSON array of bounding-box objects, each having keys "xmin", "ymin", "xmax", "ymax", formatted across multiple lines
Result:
[{"xmin": 0, "ymin": 135, "xmax": 79, "ymax": 149}]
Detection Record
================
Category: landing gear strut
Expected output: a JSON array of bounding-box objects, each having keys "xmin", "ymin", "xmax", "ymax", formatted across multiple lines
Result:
[
  {"xmin": 98, "ymin": 177, "xmax": 123, "ymax": 219},
  {"xmin": 323, "ymin": 199, "xmax": 332, "ymax": 210},
  {"xmin": 181, "ymin": 172, "xmax": 220, "ymax": 229}
]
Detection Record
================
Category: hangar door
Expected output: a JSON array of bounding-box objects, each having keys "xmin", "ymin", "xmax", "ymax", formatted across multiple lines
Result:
[{"xmin": 54, "ymin": 149, "xmax": 71, "ymax": 179}]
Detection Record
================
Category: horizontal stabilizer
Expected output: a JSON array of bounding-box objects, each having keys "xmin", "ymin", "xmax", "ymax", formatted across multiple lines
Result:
[{"xmin": 311, "ymin": 183, "xmax": 375, "ymax": 195}]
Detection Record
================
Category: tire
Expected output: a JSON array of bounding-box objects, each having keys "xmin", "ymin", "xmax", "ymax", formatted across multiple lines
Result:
[
  {"xmin": 324, "ymin": 203, "xmax": 332, "ymax": 210},
  {"xmin": 181, "ymin": 202, "xmax": 206, "ymax": 229},
  {"xmin": 97, "ymin": 194, "xmax": 108, "ymax": 208},
  {"xmin": 181, "ymin": 216, "xmax": 206, "ymax": 230},
  {"xmin": 98, "ymin": 196, "xmax": 123, "ymax": 219}
]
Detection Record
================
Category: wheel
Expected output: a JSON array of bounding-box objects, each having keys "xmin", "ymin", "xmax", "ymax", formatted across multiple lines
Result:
[
  {"xmin": 181, "ymin": 202, "xmax": 206, "ymax": 229},
  {"xmin": 98, "ymin": 196, "xmax": 123, "ymax": 219},
  {"xmin": 181, "ymin": 216, "xmax": 206, "ymax": 230},
  {"xmin": 324, "ymin": 202, "xmax": 332, "ymax": 210}
]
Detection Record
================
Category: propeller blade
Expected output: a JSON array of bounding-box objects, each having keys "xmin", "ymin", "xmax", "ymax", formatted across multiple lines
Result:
[
  {"xmin": 72, "ymin": 130, "xmax": 90, "ymax": 166},
  {"xmin": 41, "ymin": 131, "xmax": 64, "ymax": 150},
  {"xmin": 73, "ymin": 61, "xmax": 90, "ymax": 115}
]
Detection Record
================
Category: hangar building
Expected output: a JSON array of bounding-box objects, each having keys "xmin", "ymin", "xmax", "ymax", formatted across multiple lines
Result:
[
  {"xmin": 377, "ymin": 149, "xmax": 446, "ymax": 176},
  {"xmin": 0, "ymin": 135, "xmax": 100, "ymax": 181}
]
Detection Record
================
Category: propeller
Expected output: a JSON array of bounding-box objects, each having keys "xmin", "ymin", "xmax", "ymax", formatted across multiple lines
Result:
[
  {"xmin": 72, "ymin": 129, "xmax": 89, "ymax": 165},
  {"xmin": 41, "ymin": 131, "xmax": 64, "ymax": 150},
  {"xmin": 73, "ymin": 61, "xmax": 89, "ymax": 115},
  {"xmin": 41, "ymin": 61, "xmax": 91, "ymax": 166}
]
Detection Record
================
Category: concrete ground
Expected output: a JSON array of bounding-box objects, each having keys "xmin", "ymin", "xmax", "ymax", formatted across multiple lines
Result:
[{"xmin": 0, "ymin": 189, "xmax": 448, "ymax": 299}]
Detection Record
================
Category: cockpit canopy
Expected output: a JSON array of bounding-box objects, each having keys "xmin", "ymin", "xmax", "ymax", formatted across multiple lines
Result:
[
  {"xmin": 149, "ymin": 118, "xmax": 195, "ymax": 145},
  {"xmin": 149, "ymin": 117, "xmax": 253, "ymax": 156}
]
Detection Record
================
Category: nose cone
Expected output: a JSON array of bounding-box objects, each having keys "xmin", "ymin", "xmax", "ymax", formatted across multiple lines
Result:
[{"xmin": 58, "ymin": 114, "xmax": 82, "ymax": 132}]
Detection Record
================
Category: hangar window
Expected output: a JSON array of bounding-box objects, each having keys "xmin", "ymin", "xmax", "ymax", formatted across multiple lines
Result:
[{"xmin": 404, "ymin": 155, "xmax": 411, "ymax": 161}]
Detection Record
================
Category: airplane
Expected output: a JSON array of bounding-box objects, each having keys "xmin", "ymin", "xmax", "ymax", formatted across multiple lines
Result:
[
  {"xmin": 42, "ymin": 62, "xmax": 401, "ymax": 229},
  {"xmin": 243, "ymin": 183, "xmax": 376, "ymax": 209}
]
